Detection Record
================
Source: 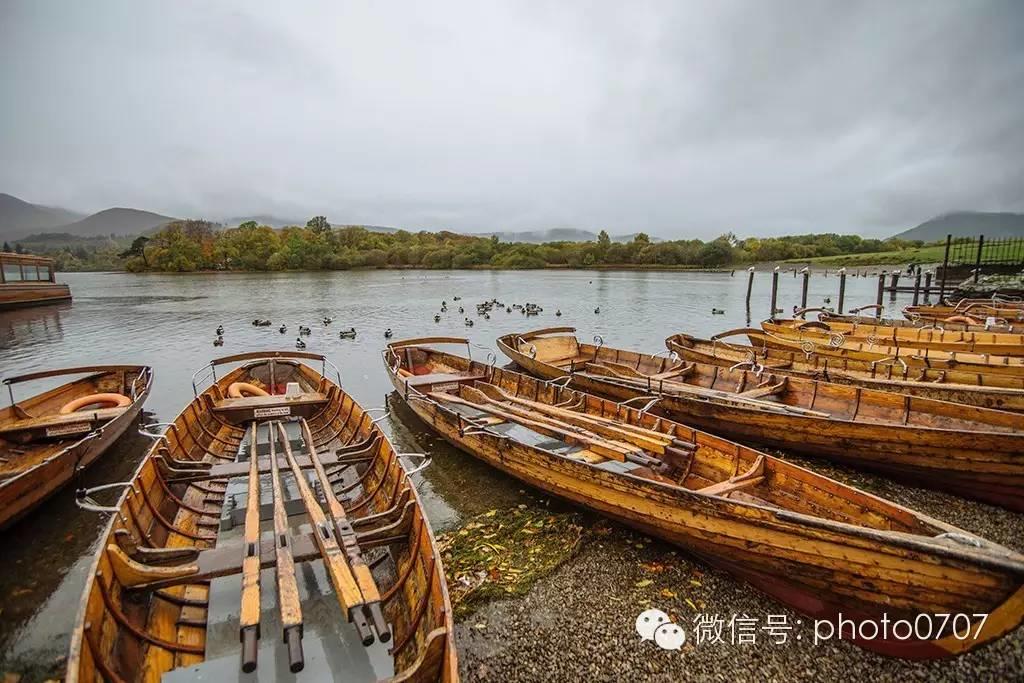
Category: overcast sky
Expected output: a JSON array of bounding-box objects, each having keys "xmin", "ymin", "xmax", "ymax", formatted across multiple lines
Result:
[{"xmin": 1, "ymin": 1, "xmax": 1021, "ymax": 238}]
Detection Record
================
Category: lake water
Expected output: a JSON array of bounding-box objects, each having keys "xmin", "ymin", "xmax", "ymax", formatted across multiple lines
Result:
[{"xmin": 0, "ymin": 268, "xmax": 905, "ymax": 678}]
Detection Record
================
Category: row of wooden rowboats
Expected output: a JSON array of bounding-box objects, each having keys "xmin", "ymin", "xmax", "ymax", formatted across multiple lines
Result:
[{"xmin": 1, "ymin": 299, "xmax": 1023, "ymax": 679}]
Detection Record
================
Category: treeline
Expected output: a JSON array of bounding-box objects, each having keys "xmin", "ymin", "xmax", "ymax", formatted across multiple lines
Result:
[{"xmin": 10, "ymin": 218, "xmax": 928, "ymax": 272}]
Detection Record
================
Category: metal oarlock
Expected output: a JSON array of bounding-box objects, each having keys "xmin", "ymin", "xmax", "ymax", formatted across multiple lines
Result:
[
  {"xmin": 398, "ymin": 453, "xmax": 431, "ymax": 476},
  {"xmin": 138, "ymin": 421, "xmax": 176, "ymax": 444},
  {"xmin": 363, "ymin": 407, "xmax": 390, "ymax": 425},
  {"xmin": 618, "ymin": 395, "xmax": 661, "ymax": 413},
  {"xmin": 550, "ymin": 374, "xmax": 574, "ymax": 388},
  {"xmin": 75, "ymin": 481, "xmax": 135, "ymax": 514}
]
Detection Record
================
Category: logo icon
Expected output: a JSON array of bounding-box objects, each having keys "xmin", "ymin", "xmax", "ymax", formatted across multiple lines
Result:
[{"xmin": 636, "ymin": 609, "xmax": 686, "ymax": 650}]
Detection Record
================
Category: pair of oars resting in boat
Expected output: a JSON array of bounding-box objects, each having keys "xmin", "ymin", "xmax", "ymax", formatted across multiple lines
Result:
[
  {"xmin": 429, "ymin": 382, "xmax": 695, "ymax": 470},
  {"xmin": 107, "ymin": 417, "xmax": 389, "ymax": 675},
  {"xmin": 580, "ymin": 360, "xmax": 832, "ymax": 418},
  {"xmin": 240, "ymin": 418, "xmax": 389, "ymax": 672}
]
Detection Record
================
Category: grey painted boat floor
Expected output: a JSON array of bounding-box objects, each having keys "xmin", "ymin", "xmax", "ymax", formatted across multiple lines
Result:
[{"xmin": 163, "ymin": 421, "xmax": 395, "ymax": 681}]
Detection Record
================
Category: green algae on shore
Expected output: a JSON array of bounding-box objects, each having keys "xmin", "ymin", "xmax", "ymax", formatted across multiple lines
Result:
[{"xmin": 438, "ymin": 504, "xmax": 587, "ymax": 618}]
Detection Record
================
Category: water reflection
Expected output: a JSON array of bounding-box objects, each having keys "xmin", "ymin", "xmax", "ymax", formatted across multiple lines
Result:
[
  {"xmin": 0, "ymin": 268, "xmax": 905, "ymax": 679},
  {"xmin": 0, "ymin": 303, "xmax": 70, "ymax": 350}
]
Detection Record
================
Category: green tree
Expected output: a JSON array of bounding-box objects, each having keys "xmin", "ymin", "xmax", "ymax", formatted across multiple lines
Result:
[
  {"xmin": 119, "ymin": 236, "xmax": 151, "ymax": 266},
  {"xmin": 306, "ymin": 215, "xmax": 331, "ymax": 233},
  {"xmin": 2, "ymin": 241, "xmax": 9, "ymax": 252}
]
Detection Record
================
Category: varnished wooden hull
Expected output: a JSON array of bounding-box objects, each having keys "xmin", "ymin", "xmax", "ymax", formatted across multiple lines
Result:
[
  {"xmin": 385, "ymin": 340, "xmax": 1024, "ymax": 659},
  {"xmin": 0, "ymin": 366, "xmax": 152, "ymax": 529},
  {"xmin": 66, "ymin": 352, "xmax": 457, "ymax": 683},
  {"xmin": 750, "ymin": 328, "xmax": 1024, "ymax": 378},
  {"xmin": 666, "ymin": 333, "xmax": 1024, "ymax": 412},
  {"xmin": 821, "ymin": 312, "xmax": 1024, "ymax": 333},
  {"xmin": 499, "ymin": 330, "xmax": 1024, "ymax": 511},
  {"xmin": 905, "ymin": 303, "xmax": 1024, "ymax": 321},
  {"xmin": 764, "ymin": 319, "xmax": 1024, "ymax": 356},
  {"xmin": 0, "ymin": 282, "xmax": 72, "ymax": 309}
]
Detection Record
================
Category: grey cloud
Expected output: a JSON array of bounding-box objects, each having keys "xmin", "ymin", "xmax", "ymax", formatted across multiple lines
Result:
[{"xmin": 0, "ymin": 0, "xmax": 1021, "ymax": 238}]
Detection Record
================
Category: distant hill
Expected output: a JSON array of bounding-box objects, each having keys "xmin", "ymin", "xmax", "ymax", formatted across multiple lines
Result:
[
  {"xmin": 893, "ymin": 212, "xmax": 1024, "ymax": 241},
  {"xmin": 473, "ymin": 228, "xmax": 655, "ymax": 244},
  {"xmin": 0, "ymin": 193, "xmax": 85, "ymax": 241},
  {"xmin": 52, "ymin": 207, "xmax": 177, "ymax": 238}
]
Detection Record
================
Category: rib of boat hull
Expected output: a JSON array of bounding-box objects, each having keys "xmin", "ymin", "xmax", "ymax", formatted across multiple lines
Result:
[
  {"xmin": 384, "ymin": 340, "xmax": 1024, "ymax": 659},
  {"xmin": 498, "ymin": 329, "xmax": 1024, "ymax": 512},
  {"xmin": 0, "ymin": 366, "xmax": 152, "ymax": 529},
  {"xmin": 666, "ymin": 332, "xmax": 1024, "ymax": 412},
  {"xmin": 66, "ymin": 352, "xmax": 457, "ymax": 683}
]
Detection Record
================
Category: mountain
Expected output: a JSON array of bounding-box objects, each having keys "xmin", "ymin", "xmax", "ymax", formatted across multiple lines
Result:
[
  {"xmin": 51, "ymin": 208, "xmax": 176, "ymax": 238},
  {"xmin": 0, "ymin": 193, "xmax": 86, "ymax": 242},
  {"xmin": 893, "ymin": 212, "xmax": 1024, "ymax": 242}
]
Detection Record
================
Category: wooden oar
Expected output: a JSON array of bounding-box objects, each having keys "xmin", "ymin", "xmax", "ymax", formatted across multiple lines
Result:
[
  {"xmin": 581, "ymin": 365, "xmax": 831, "ymax": 418},
  {"xmin": 298, "ymin": 418, "xmax": 389, "ymax": 643},
  {"xmin": 275, "ymin": 422, "xmax": 376, "ymax": 647},
  {"xmin": 473, "ymin": 382, "xmax": 672, "ymax": 454},
  {"xmin": 432, "ymin": 388, "xmax": 651, "ymax": 464},
  {"xmin": 239, "ymin": 424, "xmax": 262, "ymax": 673},
  {"xmin": 461, "ymin": 385, "xmax": 650, "ymax": 461},
  {"xmin": 267, "ymin": 422, "xmax": 304, "ymax": 673}
]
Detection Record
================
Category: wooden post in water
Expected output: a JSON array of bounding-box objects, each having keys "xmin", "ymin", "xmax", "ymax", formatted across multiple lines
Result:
[
  {"xmin": 924, "ymin": 270, "xmax": 933, "ymax": 302},
  {"xmin": 800, "ymin": 267, "xmax": 810, "ymax": 310},
  {"xmin": 770, "ymin": 267, "xmax": 780, "ymax": 318},
  {"xmin": 938, "ymin": 234, "xmax": 952, "ymax": 302},
  {"xmin": 875, "ymin": 272, "xmax": 886, "ymax": 318},
  {"xmin": 745, "ymin": 266, "xmax": 755, "ymax": 324},
  {"xmin": 837, "ymin": 268, "xmax": 847, "ymax": 313},
  {"xmin": 974, "ymin": 235, "xmax": 985, "ymax": 283},
  {"xmin": 912, "ymin": 269, "xmax": 922, "ymax": 306},
  {"xmin": 889, "ymin": 271, "xmax": 900, "ymax": 300}
]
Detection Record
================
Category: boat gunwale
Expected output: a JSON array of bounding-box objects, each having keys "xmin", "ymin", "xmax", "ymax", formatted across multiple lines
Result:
[
  {"xmin": 496, "ymin": 329, "xmax": 1024, "ymax": 437},
  {"xmin": 388, "ymin": 340, "xmax": 1024, "ymax": 575},
  {"xmin": 66, "ymin": 352, "xmax": 456, "ymax": 683}
]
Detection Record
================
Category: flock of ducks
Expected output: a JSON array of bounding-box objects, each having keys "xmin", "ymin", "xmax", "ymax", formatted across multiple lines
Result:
[
  {"xmin": 209, "ymin": 317, "xmax": 361, "ymax": 348},
  {"xmin": 428, "ymin": 298, "xmax": 599, "ymax": 328}
]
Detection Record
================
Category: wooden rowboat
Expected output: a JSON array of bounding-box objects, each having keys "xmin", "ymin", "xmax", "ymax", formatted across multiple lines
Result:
[
  {"xmin": 746, "ymin": 326, "xmax": 1024, "ymax": 378},
  {"xmin": 817, "ymin": 310, "xmax": 1024, "ymax": 333},
  {"xmin": 66, "ymin": 351, "xmax": 456, "ymax": 683},
  {"xmin": 383, "ymin": 336, "xmax": 1024, "ymax": 659},
  {"xmin": 764, "ymin": 318, "xmax": 1024, "ymax": 356},
  {"xmin": 904, "ymin": 302, "xmax": 1024, "ymax": 323},
  {"xmin": 0, "ymin": 365, "xmax": 152, "ymax": 529},
  {"xmin": 666, "ymin": 332, "xmax": 1024, "ymax": 412},
  {"xmin": 497, "ymin": 327, "xmax": 1024, "ymax": 511}
]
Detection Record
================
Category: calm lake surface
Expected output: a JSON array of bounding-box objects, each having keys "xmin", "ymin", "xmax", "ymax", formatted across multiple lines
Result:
[{"xmin": 0, "ymin": 268, "xmax": 909, "ymax": 677}]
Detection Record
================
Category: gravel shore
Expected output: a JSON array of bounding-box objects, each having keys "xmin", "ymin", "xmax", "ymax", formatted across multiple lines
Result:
[{"xmin": 453, "ymin": 456, "xmax": 1024, "ymax": 682}]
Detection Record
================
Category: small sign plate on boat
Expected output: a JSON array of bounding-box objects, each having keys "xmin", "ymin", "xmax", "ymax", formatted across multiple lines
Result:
[
  {"xmin": 433, "ymin": 382, "xmax": 460, "ymax": 393},
  {"xmin": 45, "ymin": 423, "xmax": 92, "ymax": 437},
  {"xmin": 254, "ymin": 406, "xmax": 291, "ymax": 418}
]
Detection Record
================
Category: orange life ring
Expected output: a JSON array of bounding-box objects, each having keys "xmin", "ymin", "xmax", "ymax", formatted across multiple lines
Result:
[
  {"xmin": 59, "ymin": 393, "xmax": 132, "ymax": 414},
  {"xmin": 944, "ymin": 315, "xmax": 980, "ymax": 325},
  {"xmin": 227, "ymin": 382, "xmax": 270, "ymax": 398}
]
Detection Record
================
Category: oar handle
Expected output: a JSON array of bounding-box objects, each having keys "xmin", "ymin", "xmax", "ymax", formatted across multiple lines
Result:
[
  {"xmin": 285, "ymin": 625, "xmax": 304, "ymax": 673},
  {"xmin": 241, "ymin": 626, "xmax": 259, "ymax": 673}
]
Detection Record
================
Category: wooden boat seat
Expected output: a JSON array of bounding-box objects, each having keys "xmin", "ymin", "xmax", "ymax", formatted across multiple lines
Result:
[
  {"xmin": 0, "ymin": 407, "xmax": 125, "ymax": 442},
  {"xmin": 403, "ymin": 372, "xmax": 487, "ymax": 390},
  {"xmin": 211, "ymin": 392, "xmax": 328, "ymax": 422},
  {"xmin": 696, "ymin": 455, "xmax": 766, "ymax": 497}
]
